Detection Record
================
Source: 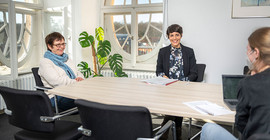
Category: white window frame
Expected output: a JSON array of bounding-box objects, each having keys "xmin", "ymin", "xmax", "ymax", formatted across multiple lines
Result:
[
  {"xmin": 0, "ymin": 0, "xmax": 43, "ymax": 80},
  {"xmin": 101, "ymin": 0, "xmax": 165, "ymax": 71}
]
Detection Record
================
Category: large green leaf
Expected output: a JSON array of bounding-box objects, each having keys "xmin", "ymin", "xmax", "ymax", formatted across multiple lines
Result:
[
  {"xmin": 95, "ymin": 27, "xmax": 104, "ymax": 42},
  {"xmin": 77, "ymin": 61, "xmax": 92, "ymax": 78},
  {"xmin": 97, "ymin": 40, "xmax": 111, "ymax": 58},
  {"xmin": 78, "ymin": 31, "xmax": 94, "ymax": 48},
  {"xmin": 97, "ymin": 54, "xmax": 108, "ymax": 65},
  {"xmin": 108, "ymin": 54, "xmax": 127, "ymax": 77},
  {"xmin": 115, "ymin": 71, "xmax": 128, "ymax": 77}
]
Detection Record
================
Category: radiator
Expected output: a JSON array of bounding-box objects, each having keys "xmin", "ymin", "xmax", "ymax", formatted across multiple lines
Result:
[
  {"xmin": 0, "ymin": 73, "xmax": 35, "ymax": 110},
  {"xmin": 101, "ymin": 70, "xmax": 156, "ymax": 79}
]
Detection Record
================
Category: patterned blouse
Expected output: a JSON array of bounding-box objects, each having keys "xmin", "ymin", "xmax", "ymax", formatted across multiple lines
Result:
[{"xmin": 158, "ymin": 46, "xmax": 189, "ymax": 81}]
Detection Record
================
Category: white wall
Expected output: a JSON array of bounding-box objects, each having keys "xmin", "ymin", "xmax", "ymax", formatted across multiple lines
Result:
[
  {"xmin": 72, "ymin": 0, "xmax": 100, "ymax": 65},
  {"xmin": 168, "ymin": 0, "xmax": 270, "ymax": 84}
]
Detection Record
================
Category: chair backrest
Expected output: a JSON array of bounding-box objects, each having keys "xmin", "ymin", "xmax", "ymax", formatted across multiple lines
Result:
[
  {"xmin": 196, "ymin": 64, "xmax": 206, "ymax": 82},
  {"xmin": 0, "ymin": 86, "xmax": 55, "ymax": 132},
  {"xmin": 243, "ymin": 65, "xmax": 249, "ymax": 75},
  {"xmin": 31, "ymin": 67, "xmax": 44, "ymax": 87},
  {"xmin": 75, "ymin": 99, "xmax": 153, "ymax": 140}
]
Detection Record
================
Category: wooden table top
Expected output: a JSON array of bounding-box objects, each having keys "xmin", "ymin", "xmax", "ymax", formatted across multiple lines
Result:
[{"xmin": 48, "ymin": 77, "xmax": 235, "ymax": 123}]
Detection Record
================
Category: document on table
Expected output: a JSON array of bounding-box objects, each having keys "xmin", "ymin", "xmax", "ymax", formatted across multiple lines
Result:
[
  {"xmin": 141, "ymin": 77, "xmax": 178, "ymax": 86},
  {"xmin": 183, "ymin": 101, "xmax": 234, "ymax": 116}
]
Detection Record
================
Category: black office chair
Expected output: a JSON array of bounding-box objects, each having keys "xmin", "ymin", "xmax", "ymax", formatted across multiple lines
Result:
[
  {"xmin": 243, "ymin": 65, "xmax": 250, "ymax": 75},
  {"xmin": 75, "ymin": 99, "xmax": 177, "ymax": 140},
  {"xmin": 196, "ymin": 64, "xmax": 206, "ymax": 82},
  {"xmin": 31, "ymin": 67, "xmax": 52, "ymax": 91},
  {"xmin": 184, "ymin": 63, "xmax": 206, "ymax": 139},
  {"xmin": 0, "ymin": 86, "xmax": 82, "ymax": 140}
]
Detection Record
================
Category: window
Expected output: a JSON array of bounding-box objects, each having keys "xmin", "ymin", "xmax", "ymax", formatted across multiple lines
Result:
[
  {"xmin": 102, "ymin": 0, "xmax": 164, "ymax": 71},
  {"xmin": 0, "ymin": 0, "xmax": 42, "ymax": 79},
  {"xmin": 0, "ymin": 12, "xmax": 32, "ymax": 68},
  {"xmin": 44, "ymin": 5, "xmax": 73, "ymax": 58}
]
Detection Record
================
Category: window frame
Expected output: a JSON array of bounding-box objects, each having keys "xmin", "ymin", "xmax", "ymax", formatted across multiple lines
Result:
[
  {"xmin": 0, "ymin": 0, "xmax": 43, "ymax": 80},
  {"xmin": 101, "ymin": 0, "xmax": 164, "ymax": 71}
]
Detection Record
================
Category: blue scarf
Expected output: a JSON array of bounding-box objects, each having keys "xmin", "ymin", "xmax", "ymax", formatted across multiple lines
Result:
[{"xmin": 44, "ymin": 51, "xmax": 76, "ymax": 79}]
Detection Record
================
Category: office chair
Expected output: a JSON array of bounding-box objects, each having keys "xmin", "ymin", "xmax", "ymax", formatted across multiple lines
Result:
[
  {"xmin": 31, "ymin": 67, "xmax": 53, "ymax": 91},
  {"xmin": 185, "ymin": 63, "xmax": 206, "ymax": 139},
  {"xmin": 0, "ymin": 86, "xmax": 82, "ymax": 140},
  {"xmin": 75, "ymin": 99, "xmax": 177, "ymax": 140},
  {"xmin": 31, "ymin": 67, "xmax": 78, "ymax": 114},
  {"xmin": 243, "ymin": 66, "xmax": 250, "ymax": 75},
  {"xmin": 196, "ymin": 64, "xmax": 206, "ymax": 82},
  {"xmin": 31, "ymin": 67, "xmax": 61, "ymax": 113}
]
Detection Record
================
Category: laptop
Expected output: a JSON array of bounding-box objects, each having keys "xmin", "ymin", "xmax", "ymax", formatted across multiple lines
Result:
[{"xmin": 222, "ymin": 75, "xmax": 246, "ymax": 111}]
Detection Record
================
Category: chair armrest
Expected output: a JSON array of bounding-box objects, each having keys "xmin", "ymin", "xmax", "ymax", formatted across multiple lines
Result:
[
  {"xmin": 155, "ymin": 120, "xmax": 176, "ymax": 140},
  {"xmin": 34, "ymin": 86, "xmax": 52, "ymax": 91},
  {"xmin": 78, "ymin": 126, "xmax": 92, "ymax": 136},
  {"xmin": 4, "ymin": 108, "xmax": 12, "ymax": 115},
  {"xmin": 40, "ymin": 107, "xmax": 78, "ymax": 122},
  {"xmin": 137, "ymin": 120, "xmax": 176, "ymax": 140}
]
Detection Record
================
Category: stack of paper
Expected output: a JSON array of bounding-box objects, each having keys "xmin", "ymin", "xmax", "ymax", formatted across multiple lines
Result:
[
  {"xmin": 141, "ymin": 77, "xmax": 178, "ymax": 86},
  {"xmin": 183, "ymin": 101, "xmax": 234, "ymax": 116}
]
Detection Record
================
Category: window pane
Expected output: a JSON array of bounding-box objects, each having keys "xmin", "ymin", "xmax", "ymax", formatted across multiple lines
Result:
[
  {"xmin": 0, "ymin": 12, "xmax": 8, "ymax": 58},
  {"xmin": 0, "ymin": 11, "xmax": 32, "ymax": 73},
  {"xmin": 13, "ymin": 0, "xmax": 34, "ymax": 3},
  {"xmin": 138, "ymin": 0, "xmax": 149, "ymax": 4},
  {"xmin": 112, "ymin": 15, "xmax": 131, "ymax": 54},
  {"xmin": 44, "ymin": 12, "xmax": 64, "ymax": 35},
  {"xmin": 126, "ymin": 0, "xmax": 131, "ymax": 5},
  {"xmin": 105, "ymin": 0, "xmax": 131, "ymax": 6},
  {"xmin": 138, "ymin": 13, "xmax": 162, "ymax": 56},
  {"xmin": 151, "ymin": 0, "xmax": 163, "ymax": 4}
]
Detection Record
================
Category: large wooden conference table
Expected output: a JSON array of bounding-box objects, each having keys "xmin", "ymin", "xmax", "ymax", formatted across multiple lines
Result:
[{"xmin": 48, "ymin": 77, "xmax": 235, "ymax": 123}]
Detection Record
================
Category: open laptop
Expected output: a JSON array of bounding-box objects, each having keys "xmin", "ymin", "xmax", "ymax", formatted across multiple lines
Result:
[{"xmin": 222, "ymin": 75, "xmax": 246, "ymax": 111}]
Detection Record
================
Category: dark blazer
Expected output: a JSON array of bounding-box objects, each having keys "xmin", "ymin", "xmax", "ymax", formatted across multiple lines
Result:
[
  {"xmin": 235, "ymin": 68, "xmax": 270, "ymax": 140},
  {"xmin": 156, "ymin": 44, "xmax": 198, "ymax": 81}
]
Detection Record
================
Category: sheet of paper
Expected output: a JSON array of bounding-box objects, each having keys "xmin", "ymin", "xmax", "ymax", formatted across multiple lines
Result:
[
  {"xmin": 183, "ymin": 101, "xmax": 211, "ymax": 115},
  {"xmin": 183, "ymin": 101, "xmax": 233, "ymax": 116},
  {"xmin": 141, "ymin": 77, "xmax": 178, "ymax": 86}
]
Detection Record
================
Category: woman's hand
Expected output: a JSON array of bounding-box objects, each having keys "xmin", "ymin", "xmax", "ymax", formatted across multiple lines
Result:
[{"xmin": 75, "ymin": 77, "xmax": 84, "ymax": 82}]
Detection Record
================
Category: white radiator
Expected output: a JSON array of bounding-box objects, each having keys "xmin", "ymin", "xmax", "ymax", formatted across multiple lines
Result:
[
  {"xmin": 0, "ymin": 73, "xmax": 35, "ymax": 110},
  {"xmin": 101, "ymin": 70, "xmax": 156, "ymax": 79}
]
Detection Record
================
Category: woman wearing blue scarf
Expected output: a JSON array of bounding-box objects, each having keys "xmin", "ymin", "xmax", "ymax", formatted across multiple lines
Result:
[{"xmin": 39, "ymin": 32, "xmax": 84, "ymax": 111}]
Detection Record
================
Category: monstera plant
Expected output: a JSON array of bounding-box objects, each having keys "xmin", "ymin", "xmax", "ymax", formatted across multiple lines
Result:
[{"xmin": 77, "ymin": 27, "xmax": 127, "ymax": 78}]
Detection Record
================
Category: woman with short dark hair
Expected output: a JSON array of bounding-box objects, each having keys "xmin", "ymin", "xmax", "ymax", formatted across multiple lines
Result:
[
  {"xmin": 156, "ymin": 24, "xmax": 198, "ymax": 140},
  {"xmin": 39, "ymin": 32, "xmax": 84, "ymax": 111}
]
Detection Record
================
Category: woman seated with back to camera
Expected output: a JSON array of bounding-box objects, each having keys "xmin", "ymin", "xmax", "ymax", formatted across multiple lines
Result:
[
  {"xmin": 200, "ymin": 27, "xmax": 270, "ymax": 140},
  {"xmin": 156, "ymin": 24, "xmax": 198, "ymax": 140},
  {"xmin": 39, "ymin": 32, "xmax": 84, "ymax": 111}
]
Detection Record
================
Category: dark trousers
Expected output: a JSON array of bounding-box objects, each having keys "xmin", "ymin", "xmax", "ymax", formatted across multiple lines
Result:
[
  {"xmin": 50, "ymin": 95, "xmax": 76, "ymax": 111},
  {"xmin": 160, "ymin": 115, "xmax": 183, "ymax": 140}
]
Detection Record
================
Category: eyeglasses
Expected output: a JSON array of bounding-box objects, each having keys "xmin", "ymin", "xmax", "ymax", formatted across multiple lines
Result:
[{"xmin": 53, "ymin": 43, "xmax": 67, "ymax": 48}]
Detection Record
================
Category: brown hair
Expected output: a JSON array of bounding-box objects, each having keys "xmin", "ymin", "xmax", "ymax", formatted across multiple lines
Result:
[
  {"xmin": 45, "ymin": 32, "xmax": 65, "ymax": 50},
  {"xmin": 166, "ymin": 24, "xmax": 183, "ymax": 37},
  {"xmin": 248, "ymin": 27, "xmax": 270, "ymax": 65}
]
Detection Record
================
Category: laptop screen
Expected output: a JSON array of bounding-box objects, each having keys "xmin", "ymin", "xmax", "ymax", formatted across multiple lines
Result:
[{"xmin": 222, "ymin": 75, "xmax": 246, "ymax": 99}]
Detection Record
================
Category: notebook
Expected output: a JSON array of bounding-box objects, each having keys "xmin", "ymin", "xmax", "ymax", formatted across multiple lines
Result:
[{"xmin": 222, "ymin": 75, "xmax": 246, "ymax": 111}]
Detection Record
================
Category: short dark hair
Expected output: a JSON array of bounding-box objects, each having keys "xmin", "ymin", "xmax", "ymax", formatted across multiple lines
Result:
[
  {"xmin": 45, "ymin": 32, "xmax": 65, "ymax": 50},
  {"xmin": 166, "ymin": 24, "xmax": 183, "ymax": 37}
]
